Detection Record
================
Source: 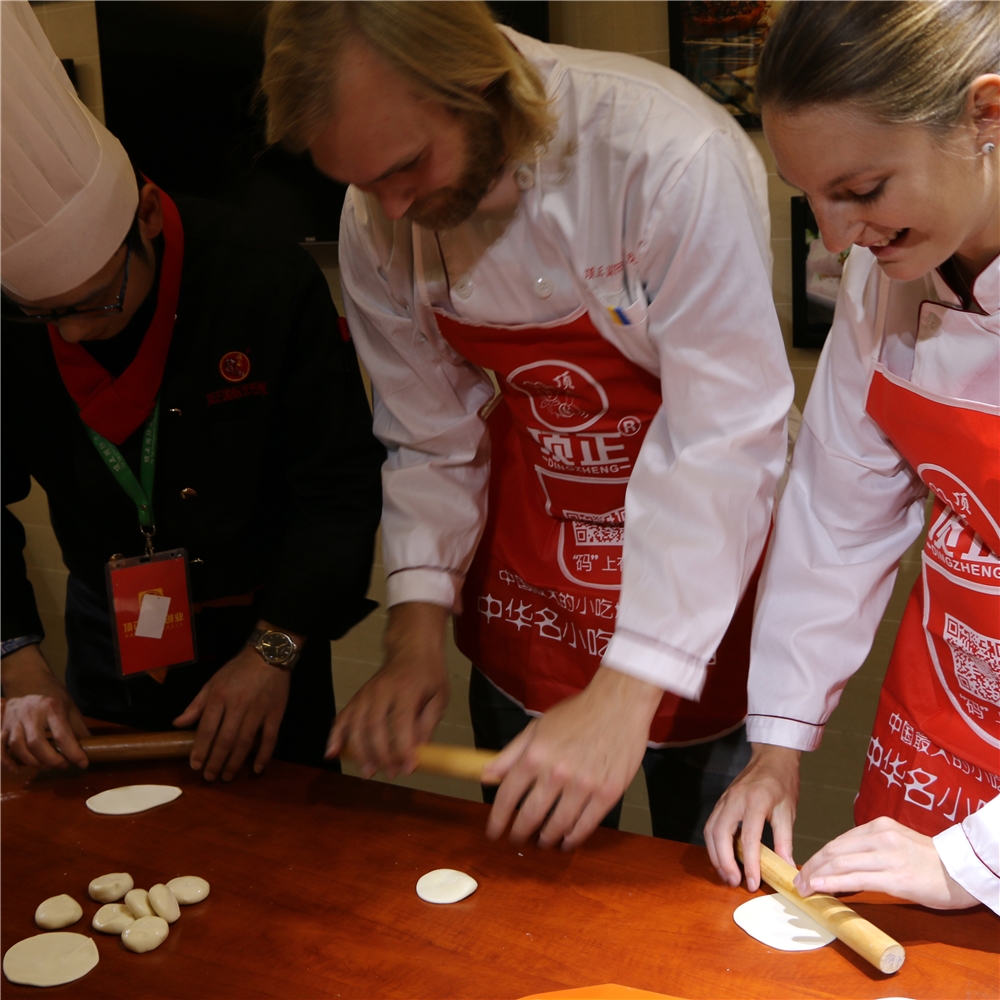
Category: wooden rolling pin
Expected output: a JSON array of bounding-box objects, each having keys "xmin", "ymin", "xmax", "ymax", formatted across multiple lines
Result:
[
  {"xmin": 736, "ymin": 840, "xmax": 905, "ymax": 974},
  {"xmin": 78, "ymin": 732, "xmax": 500, "ymax": 783}
]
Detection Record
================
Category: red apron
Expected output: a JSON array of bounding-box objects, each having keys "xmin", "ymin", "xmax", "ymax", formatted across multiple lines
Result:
[
  {"xmin": 435, "ymin": 307, "xmax": 759, "ymax": 746},
  {"xmin": 857, "ymin": 344, "xmax": 1000, "ymax": 833}
]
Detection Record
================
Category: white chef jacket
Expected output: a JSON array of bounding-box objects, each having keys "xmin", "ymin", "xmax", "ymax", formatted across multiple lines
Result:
[
  {"xmin": 746, "ymin": 247, "xmax": 1000, "ymax": 913},
  {"xmin": 340, "ymin": 29, "xmax": 793, "ymax": 702}
]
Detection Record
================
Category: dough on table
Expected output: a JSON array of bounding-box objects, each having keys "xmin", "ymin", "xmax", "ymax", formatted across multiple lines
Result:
[
  {"xmin": 3, "ymin": 933, "xmax": 99, "ymax": 987},
  {"xmin": 733, "ymin": 893, "xmax": 835, "ymax": 952},
  {"xmin": 166, "ymin": 875, "xmax": 210, "ymax": 904},
  {"xmin": 125, "ymin": 888, "xmax": 154, "ymax": 919},
  {"xmin": 34, "ymin": 894, "xmax": 82, "ymax": 930},
  {"xmin": 415, "ymin": 869, "xmax": 478, "ymax": 904},
  {"xmin": 121, "ymin": 916, "xmax": 169, "ymax": 953},
  {"xmin": 85, "ymin": 784, "xmax": 182, "ymax": 815},
  {"xmin": 148, "ymin": 884, "xmax": 180, "ymax": 923},
  {"xmin": 88, "ymin": 872, "xmax": 133, "ymax": 903},
  {"xmin": 92, "ymin": 903, "xmax": 135, "ymax": 934}
]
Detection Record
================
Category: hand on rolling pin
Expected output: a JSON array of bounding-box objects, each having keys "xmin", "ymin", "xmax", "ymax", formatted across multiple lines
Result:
[
  {"xmin": 0, "ymin": 644, "xmax": 90, "ymax": 771},
  {"xmin": 326, "ymin": 602, "xmax": 450, "ymax": 778},
  {"xmin": 704, "ymin": 743, "xmax": 800, "ymax": 891},
  {"xmin": 794, "ymin": 816, "xmax": 978, "ymax": 909},
  {"xmin": 481, "ymin": 666, "xmax": 661, "ymax": 850},
  {"xmin": 173, "ymin": 621, "xmax": 294, "ymax": 782}
]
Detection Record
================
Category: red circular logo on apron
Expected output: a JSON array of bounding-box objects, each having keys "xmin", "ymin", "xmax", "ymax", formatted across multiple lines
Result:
[
  {"xmin": 219, "ymin": 351, "xmax": 251, "ymax": 383},
  {"xmin": 505, "ymin": 360, "xmax": 608, "ymax": 432}
]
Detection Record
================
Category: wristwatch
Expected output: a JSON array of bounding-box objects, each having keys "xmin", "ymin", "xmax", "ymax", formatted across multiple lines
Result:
[{"xmin": 248, "ymin": 627, "xmax": 301, "ymax": 670}]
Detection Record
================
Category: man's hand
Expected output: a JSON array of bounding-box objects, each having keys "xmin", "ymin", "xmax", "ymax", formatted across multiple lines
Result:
[
  {"xmin": 794, "ymin": 816, "xmax": 978, "ymax": 909},
  {"xmin": 173, "ymin": 621, "xmax": 297, "ymax": 781},
  {"xmin": 1, "ymin": 644, "xmax": 90, "ymax": 771},
  {"xmin": 326, "ymin": 602, "xmax": 450, "ymax": 778},
  {"xmin": 704, "ymin": 743, "xmax": 801, "ymax": 891},
  {"xmin": 480, "ymin": 666, "xmax": 662, "ymax": 850}
]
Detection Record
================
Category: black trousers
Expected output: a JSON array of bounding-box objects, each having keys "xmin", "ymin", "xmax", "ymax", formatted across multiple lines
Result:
[
  {"xmin": 469, "ymin": 666, "xmax": 756, "ymax": 844},
  {"xmin": 64, "ymin": 576, "xmax": 337, "ymax": 770}
]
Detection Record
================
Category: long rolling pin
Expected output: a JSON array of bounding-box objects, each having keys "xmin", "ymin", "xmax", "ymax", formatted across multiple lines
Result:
[
  {"xmin": 78, "ymin": 732, "xmax": 500, "ymax": 783},
  {"xmin": 736, "ymin": 840, "xmax": 905, "ymax": 974}
]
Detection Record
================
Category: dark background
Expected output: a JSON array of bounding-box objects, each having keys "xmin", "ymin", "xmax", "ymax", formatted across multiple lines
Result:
[{"xmin": 96, "ymin": 1, "xmax": 549, "ymax": 244}]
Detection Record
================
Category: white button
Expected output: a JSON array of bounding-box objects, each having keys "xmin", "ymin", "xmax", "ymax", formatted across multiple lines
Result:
[
  {"xmin": 514, "ymin": 165, "xmax": 534, "ymax": 191},
  {"xmin": 923, "ymin": 311, "xmax": 942, "ymax": 332},
  {"xmin": 533, "ymin": 276, "xmax": 554, "ymax": 299},
  {"xmin": 453, "ymin": 276, "xmax": 474, "ymax": 300}
]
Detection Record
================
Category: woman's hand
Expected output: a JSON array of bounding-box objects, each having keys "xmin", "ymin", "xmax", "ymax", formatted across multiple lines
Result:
[{"xmin": 794, "ymin": 816, "xmax": 979, "ymax": 909}]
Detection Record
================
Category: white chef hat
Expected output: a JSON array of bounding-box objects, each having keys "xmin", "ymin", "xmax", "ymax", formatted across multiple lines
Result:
[{"xmin": 1, "ymin": 0, "xmax": 138, "ymax": 300}]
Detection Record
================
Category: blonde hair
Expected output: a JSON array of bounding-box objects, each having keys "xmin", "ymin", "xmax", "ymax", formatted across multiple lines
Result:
[
  {"xmin": 757, "ymin": 1, "xmax": 999, "ymax": 130},
  {"xmin": 262, "ymin": 1, "xmax": 557, "ymax": 160}
]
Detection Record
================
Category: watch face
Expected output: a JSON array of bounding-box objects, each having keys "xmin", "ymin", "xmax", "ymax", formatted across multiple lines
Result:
[{"xmin": 259, "ymin": 632, "xmax": 294, "ymax": 663}]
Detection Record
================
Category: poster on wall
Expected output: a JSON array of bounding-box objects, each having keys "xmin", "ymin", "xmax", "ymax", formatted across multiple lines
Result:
[
  {"xmin": 667, "ymin": 1, "xmax": 783, "ymax": 128},
  {"xmin": 791, "ymin": 196, "xmax": 850, "ymax": 349}
]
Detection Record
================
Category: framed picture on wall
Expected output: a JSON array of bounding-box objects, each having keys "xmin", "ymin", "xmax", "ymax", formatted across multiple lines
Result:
[
  {"xmin": 667, "ymin": 1, "xmax": 783, "ymax": 128},
  {"xmin": 791, "ymin": 196, "xmax": 849, "ymax": 349}
]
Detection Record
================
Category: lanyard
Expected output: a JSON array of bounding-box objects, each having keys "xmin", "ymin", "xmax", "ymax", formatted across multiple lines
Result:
[{"xmin": 85, "ymin": 398, "xmax": 160, "ymax": 554}]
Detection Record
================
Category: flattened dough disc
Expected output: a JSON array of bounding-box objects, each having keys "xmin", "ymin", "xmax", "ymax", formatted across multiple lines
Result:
[
  {"xmin": 85, "ymin": 784, "xmax": 182, "ymax": 815},
  {"xmin": 416, "ymin": 868, "xmax": 478, "ymax": 904},
  {"xmin": 733, "ymin": 893, "xmax": 835, "ymax": 952},
  {"xmin": 3, "ymin": 932, "xmax": 99, "ymax": 987}
]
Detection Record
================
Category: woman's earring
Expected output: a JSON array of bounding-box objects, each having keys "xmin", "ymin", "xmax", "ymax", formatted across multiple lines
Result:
[{"xmin": 982, "ymin": 141, "xmax": 996, "ymax": 155}]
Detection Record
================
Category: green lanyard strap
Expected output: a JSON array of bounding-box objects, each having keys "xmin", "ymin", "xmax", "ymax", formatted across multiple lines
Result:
[{"xmin": 85, "ymin": 399, "xmax": 160, "ymax": 551}]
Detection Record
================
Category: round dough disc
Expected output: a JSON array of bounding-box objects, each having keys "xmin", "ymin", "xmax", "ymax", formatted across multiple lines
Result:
[
  {"xmin": 166, "ymin": 875, "xmax": 210, "ymax": 905},
  {"xmin": 3, "ymin": 933, "xmax": 99, "ymax": 987},
  {"xmin": 733, "ymin": 893, "xmax": 835, "ymax": 952},
  {"xmin": 85, "ymin": 784, "xmax": 182, "ymax": 815},
  {"xmin": 415, "ymin": 869, "xmax": 478, "ymax": 904}
]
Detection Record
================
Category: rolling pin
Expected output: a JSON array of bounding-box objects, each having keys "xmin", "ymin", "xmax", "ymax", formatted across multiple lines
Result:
[
  {"xmin": 736, "ymin": 840, "xmax": 905, "ymax": 974},
  {"xmin": 78, "ymin": 732, "xmax": 500, "ymax": 783}
]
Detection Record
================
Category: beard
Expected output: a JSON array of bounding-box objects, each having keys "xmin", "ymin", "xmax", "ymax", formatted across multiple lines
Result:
[{"xmin": 405, "ymin": 109, "xmax": 506, "ymax": 231}]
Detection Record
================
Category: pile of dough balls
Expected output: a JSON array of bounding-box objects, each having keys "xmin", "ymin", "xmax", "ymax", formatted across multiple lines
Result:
[{"xmin": 88, "ymin": 872, "xmax": 210, "ymax": 953}]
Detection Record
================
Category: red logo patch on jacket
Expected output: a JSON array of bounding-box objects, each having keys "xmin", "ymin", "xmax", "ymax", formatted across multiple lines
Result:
[{"xmin": 219, "ymin": 351, "xmax": 251, "ymax": 383}]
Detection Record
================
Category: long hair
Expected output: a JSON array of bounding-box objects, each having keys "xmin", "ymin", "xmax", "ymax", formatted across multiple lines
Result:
[{"xmin": 262, "ymin": 1, "xmax": 557, "ymax": 161}]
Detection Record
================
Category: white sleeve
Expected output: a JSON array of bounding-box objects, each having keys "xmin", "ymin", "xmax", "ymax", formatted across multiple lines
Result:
[
  {"xmin": 339, "ymin": 193, "xmax": 496, "ymax": 611},
  {"xmin": 604, "ymin": 131, "xmax": 794, "ymax": 700},
  {"xmin": 933, "ymin": 796, "xmax": 1000, "ymax": 915},
  {"xmin": 746, "ymin": 253, "xmax": 928, "ymax": 750}
]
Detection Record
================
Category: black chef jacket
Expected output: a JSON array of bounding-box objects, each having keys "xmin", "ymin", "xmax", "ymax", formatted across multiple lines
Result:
[{"xmin": 2, "ymin": 194, "xmax": 385, "ymax": 647}]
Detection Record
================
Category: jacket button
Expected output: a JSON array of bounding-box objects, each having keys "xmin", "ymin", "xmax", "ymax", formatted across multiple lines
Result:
[
  {"xmin": 179, "ymin": 487, "xmax": 198, "ymax": 499},
  {"xmin": 514, "ymin": 164, "xmax": 535, "ymax": 191},
  {"xmin": 533, "ymin": 276, "xmax": 554, "ymax": 298},
  {"xmin": 453, "ymin": 276, "xmax": 474, "ymax": 300},
  {"xmin": 168, "ymin": 408, "xmax": 183, "ymax": 417},
  {"xmin": 923, "ymin": 312, "xmax": 942, "ymax": 332}
]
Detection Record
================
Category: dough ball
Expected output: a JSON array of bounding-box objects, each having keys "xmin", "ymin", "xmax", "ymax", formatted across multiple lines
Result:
[
  {"xmin": 147, "ymin": 884, "xmax": 180, "ymax": 924},
  {"xmin": 733, "ymin": 893, "xmax": 835, "ymax": 952},
  {"xmin": 120, "ymin": 916, "xmax": 169, "ymax": 954},
  {"xmin": 88, "ymin": 872, "xmax": 133, "ymax": 903},
  {"xmin": 166, "ymin": 876, "xmax": 210, "ymax": 905},
  {"xmin": 34, "ymin": 894, "xmax": 82, "ymax": 930},
  {"xmin": 85, "ymin": 785, "xmax": 182, "ymax": 816},
  {"xmin": 415, "ymin": 869, "xmax": 478, "ymax": 904},
  {"xmin": 124, "ymin": 888, "xmax": 154, "ymax": 919},
  {"xmin": 2, "ymin": 933, "xmax": 98, "ymax": 987},
  {"xmin": 92, "ymin": 904, "xmax": 135, "ymax": 935}
]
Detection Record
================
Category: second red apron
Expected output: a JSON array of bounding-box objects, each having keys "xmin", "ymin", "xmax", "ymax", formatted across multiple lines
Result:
[{"xmin": 436, "ymin": 307, "xmax": 759, "ymax": 746}]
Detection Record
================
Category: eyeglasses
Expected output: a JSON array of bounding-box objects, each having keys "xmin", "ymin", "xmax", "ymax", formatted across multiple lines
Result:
[{"xmin": 1, "ymin": 231, "xmax": 134, "ymax": 325}]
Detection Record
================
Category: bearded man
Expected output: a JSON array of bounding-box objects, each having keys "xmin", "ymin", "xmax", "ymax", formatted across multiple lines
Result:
[{"xmin": 262, "ymin": 0, "xmax": 793, "ymax": 849}]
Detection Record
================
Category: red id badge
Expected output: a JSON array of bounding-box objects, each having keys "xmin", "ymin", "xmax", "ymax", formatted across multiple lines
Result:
[{"xmin": 106, "ymin": 549, "xmax": 197, "ymax": 677}]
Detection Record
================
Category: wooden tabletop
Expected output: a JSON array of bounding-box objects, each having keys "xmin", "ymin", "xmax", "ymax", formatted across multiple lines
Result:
[{"xmin": 2, "ymin": 752, "xmax": 996, "ymax": 999}]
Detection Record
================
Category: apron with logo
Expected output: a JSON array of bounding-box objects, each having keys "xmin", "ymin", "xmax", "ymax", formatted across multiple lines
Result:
[
  {"xmin": 857, "ymin": 297, "xmax": 1000, "ymax": 833},
  {"xmin": 433, "ymin": 305, "xmax": 760, "ymax": 746}
]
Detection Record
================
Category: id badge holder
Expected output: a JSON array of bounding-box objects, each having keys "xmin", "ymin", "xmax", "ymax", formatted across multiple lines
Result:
[{"xmin": 106, "ymin": 548, "xmax": 197, "ymax": 678}]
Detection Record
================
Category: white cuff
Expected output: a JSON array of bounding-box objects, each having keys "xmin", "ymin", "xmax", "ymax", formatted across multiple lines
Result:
[
  {"xmin": 745, "ymin": 715, "xmax": 824, "ymax": 752},
  {"xmin": 385, "ymin": 568, "xmax": 463, "ymax": 612},
  {"xmin": 603, "ymin": 629, "xmax": 706, "ymax": 701},
  {"xmin": 933, "ymin": 799, "xmax": 1000, "ymax": 915}
]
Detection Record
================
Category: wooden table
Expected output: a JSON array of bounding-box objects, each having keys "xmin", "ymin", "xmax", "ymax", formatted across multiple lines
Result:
[{"xmin": 2, "ymin": 752, "xmax": 996, "ymax": 999}]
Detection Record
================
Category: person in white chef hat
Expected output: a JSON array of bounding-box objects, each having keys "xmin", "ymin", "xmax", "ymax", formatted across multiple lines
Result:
[
  {"xmin": 1, "ymin": 1, "xmax": 384, "ymax": 781},
  {"xmin": 706, "ymin": 0, "xmax": 999, "ymax": 915}
]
